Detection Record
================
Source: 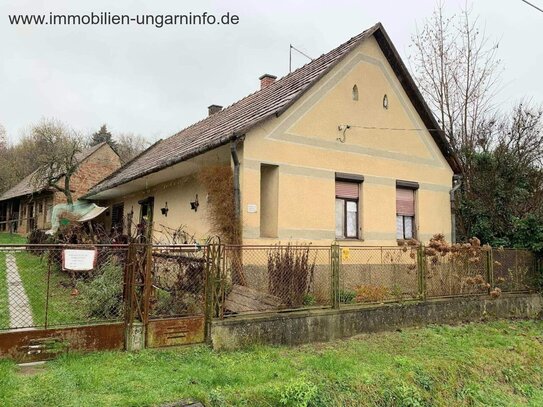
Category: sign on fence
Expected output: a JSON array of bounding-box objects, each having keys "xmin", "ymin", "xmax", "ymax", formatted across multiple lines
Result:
[{"xmin": 62, "ymin": 249, "xmax": 97, "ymax": 271}]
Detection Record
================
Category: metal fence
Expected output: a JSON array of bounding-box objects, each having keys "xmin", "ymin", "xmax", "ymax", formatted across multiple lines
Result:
[
  {"xmin": 213, "ymin": 244, "xmax": 540, "ymax": 317},
  {"xmin": 0, "ymin": 244, "xmax": 128, "ymax": 330},
  {"xmin": 0, "ymin": 242, "xmax": 539, "ymax": 330},
  {"xmin": 222, "ymin": 245, "xmax": 332, "ymax": 315}
]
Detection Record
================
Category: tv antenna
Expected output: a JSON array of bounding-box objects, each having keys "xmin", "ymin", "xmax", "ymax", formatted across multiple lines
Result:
[{"xmin": 289, "ymin": 44, "xmax": 313, "ymax": 73}]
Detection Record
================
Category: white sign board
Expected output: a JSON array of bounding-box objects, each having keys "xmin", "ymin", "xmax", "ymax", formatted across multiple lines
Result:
[
  {"xmin": 247, "ymin": 204, "xmax": 258, "ymax": 213},
  {"xmin": 63, "ymin": 249, "xmax": 97, "ymax": 271}
]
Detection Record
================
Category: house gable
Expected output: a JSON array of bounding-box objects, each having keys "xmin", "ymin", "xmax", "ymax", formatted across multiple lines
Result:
[
  {"xmin": 240, "ymin": 34, "xmax": 455, "ymax": 245},
  {"xmin": 254, "ymin": 36, "xmax": 451, "ymax": 174}
]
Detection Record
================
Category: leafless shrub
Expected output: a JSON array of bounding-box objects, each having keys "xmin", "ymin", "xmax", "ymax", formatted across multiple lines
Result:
[{"xmin": 267, "ymin": 244, "xmax": 316, "ymax": 308}]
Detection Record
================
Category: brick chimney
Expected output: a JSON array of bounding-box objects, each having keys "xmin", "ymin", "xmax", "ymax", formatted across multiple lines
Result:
[
  {"xmin": 208, "ymin": 104, "xmax": 222, "ymax": 116},
  {"xmin": 259, "ymin": 74, "xmax": 277, "ymax": 89}
]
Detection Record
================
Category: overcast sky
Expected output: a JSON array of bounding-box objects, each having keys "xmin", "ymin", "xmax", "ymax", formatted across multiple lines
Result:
[{"xmin": 1, "ymin": 0, "xmax": 541, "ymax": 144}]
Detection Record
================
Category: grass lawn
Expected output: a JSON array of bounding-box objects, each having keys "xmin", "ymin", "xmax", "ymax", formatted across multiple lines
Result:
[
  {"xmin": 0, "ymin": 233, "xmax": 26, "ymax": 245},
  {"xmin": 1, "ymin": 320, "xmax": 543, "ymax": 406},
  {"xmin": 0, "ymin": 253, "xmax": 9, "ymax": 329},
  {"xmin": 14, "ymin": 252, "xmax": 87, "ymax": 327}
]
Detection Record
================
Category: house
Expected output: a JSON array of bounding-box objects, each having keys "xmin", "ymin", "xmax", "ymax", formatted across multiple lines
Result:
[
  {"xmin": 83, "ymin": 23, "xmax": 462, "ymax": 246},
  {"xmin": 0, "ymin": 142, "xmax": 121, "ymax": 234}
]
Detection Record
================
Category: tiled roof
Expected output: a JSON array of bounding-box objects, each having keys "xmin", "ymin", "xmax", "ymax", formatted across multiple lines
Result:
[
  {"xmin": 0, "ymin": 142, "xmax": 108, "ymax": 201},
  {"xmin": 85, "ymin": 22, "xmax": 461, "ymax": 198}
]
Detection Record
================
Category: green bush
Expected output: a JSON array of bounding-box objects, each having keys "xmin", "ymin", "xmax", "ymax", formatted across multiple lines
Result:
[{"xmin": 79, "ymin": 261, "xmax": 123, "ymax": 319}]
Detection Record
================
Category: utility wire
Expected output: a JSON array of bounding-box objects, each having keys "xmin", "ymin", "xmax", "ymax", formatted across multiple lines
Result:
[
  {"xmin": 520, "ymin": 0, "xmax": 543, "ymax": 13},
  {"xmin": 289, "ymin": 44, "xmax": 313, "ymax": 73},
  {"xmin": 345, "ymin": 125, "xmax": 442, "ymax": 132}
]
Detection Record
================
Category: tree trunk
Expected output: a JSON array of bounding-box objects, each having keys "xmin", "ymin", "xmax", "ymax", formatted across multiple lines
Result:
[{"xmin": 64, "ymin": 176, "xmax": 73, "ymax": 205}]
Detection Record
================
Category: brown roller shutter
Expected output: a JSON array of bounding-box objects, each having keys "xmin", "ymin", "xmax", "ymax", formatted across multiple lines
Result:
[
  {"xmin": 396, "ymin": 188, "xmax": 415, "ymax": 216},
  {"xmin": 336, "ymin": 181, "xmax": 359, "ymax": 199}
]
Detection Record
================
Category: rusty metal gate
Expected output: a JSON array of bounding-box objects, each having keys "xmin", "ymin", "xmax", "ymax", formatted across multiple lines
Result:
[
  {"xmin": 0, "ymin": 244, "xmax": 129, "ymax": 362},
  {"xmin": 143, "ymin": 244, "xmax": 208, "ymax": 348},
  {"xmin": 0, "ymin": 242, "xmax": 218, "ymax": 361},
  {"xmin": 124, "ymin": 242, "xmax": 223, "ymax": 349}
]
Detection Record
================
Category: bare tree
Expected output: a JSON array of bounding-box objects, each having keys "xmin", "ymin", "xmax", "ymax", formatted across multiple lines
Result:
[
  {"xmin": 0, "ymin": 132, "xmax": 43, "ymax": 194},
  {"xmin": 0, "ymin": 124, "xmax": 6, "ymax": 151},
  {"xmin": 409, "ymin": 2, "xmax": 502, "ymax": 177},
  {"xmin": 31, "ymin": 120, "xmax": 84, "ymax": 205},
  {"xmin": 115, "ymin": 132, "xmax": 149, "ymax": 164},
  {"xmin": 496, "ymin": 101, "xmax": 543, "ymax": 168}
]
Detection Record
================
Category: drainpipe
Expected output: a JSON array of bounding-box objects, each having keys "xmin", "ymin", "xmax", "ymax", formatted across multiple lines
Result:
[
  {"xmin": 450, "ymin": 174, "xmax": 462, "ymax": 243},
  {"xmin": 230, "ymin": 135, "xmax": 244, "ymax": 219}
]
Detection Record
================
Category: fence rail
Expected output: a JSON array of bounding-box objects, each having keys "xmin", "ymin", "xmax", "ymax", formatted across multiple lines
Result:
[{"xmin": 0, "ymin": 242, "xmax": 539, "ymax": 331}]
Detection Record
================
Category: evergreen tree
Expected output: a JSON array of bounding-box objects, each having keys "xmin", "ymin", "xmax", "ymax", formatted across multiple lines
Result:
[{"xmin": 91, "ymin": 124, "xmax": 113, "ymax": 146}]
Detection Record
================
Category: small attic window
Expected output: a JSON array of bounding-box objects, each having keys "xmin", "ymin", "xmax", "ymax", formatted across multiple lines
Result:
[{"xmin": 352, "ymin": 85, "xmax": 359, "ymax": 101}]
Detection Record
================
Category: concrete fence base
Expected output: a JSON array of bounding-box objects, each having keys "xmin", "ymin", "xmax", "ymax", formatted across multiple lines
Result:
[{"xmin": 210, "ymin": 293, "xmax": 542, "ymax": 350}]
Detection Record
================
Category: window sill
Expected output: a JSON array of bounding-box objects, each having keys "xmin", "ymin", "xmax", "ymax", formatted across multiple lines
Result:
[
  {"xmin": 397, "ymin": 239, "xmax": 416, "ymax": 246},
  {"xmin": 335, "ymin": 237, "xmax": 364, "ymax": 242}
]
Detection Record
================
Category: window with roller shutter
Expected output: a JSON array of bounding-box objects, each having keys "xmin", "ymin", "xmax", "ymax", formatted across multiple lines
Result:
[
  {"xmin": 335, "ymin": 180, "xmax": 360, "ymax": 239},
  {"xmin": 396, "ymin": 183, "xmax": 417, "ymax": 240}
]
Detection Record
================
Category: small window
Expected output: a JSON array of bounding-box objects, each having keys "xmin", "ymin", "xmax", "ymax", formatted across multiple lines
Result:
[
  {"xmin": 38, "ymin": 202, "xmax": 43, "ymax": 214},
  {"xmin": 335, "ymin": 181, "xmax": 359, "ymax": 239},
  {"xmin": 396, "ymin": 187, "xmax": 416, "ymax": 240},
  {"xmin": 352, "ymin": 85, "xmax": 359, "ymax": 101}
]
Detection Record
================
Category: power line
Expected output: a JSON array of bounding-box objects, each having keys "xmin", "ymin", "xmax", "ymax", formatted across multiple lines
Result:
[
  {"xmin": 345, "ymin": 125, "xmax": 441, "ymax": 132},
  {"xmin": 520, "ymin": 0, "xmax": 543, "ymax": 13}
]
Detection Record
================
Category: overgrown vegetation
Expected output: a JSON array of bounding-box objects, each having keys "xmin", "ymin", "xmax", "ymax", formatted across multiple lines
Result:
[
  {"xmin": 151, "ymin": 253, "xmax": 206, "ymax": 317},
  {"xmin": 409, "ymin": 4, "xmax": 543, "ymax": 253},
  {"xmin": 1, "ymin": 321, "xmax": 543, "ymax": 406},
  {"xmin": 78, "ymin": 260, "xmax": 124, "ymax": 320},
  {"xmin": 268, "ymin": 244, "xmax": 316, "ymax": 308},
  {"xmin": 198, "ymin": 165, "xmax": 240, "ymax": 244}
]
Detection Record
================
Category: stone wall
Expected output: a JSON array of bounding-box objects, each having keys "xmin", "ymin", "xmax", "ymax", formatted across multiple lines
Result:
[{"xmin": 211, "ymin": 293, "xmax": 542, "ymax": 350}]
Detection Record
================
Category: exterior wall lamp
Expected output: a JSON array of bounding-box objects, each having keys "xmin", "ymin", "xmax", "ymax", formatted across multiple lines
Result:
[
  {"xmin": 160, "ymin": 202, "xmax": 169, "ymax": 217},
  {"xmin": 190, "ymin": 194, "xmax": 199, "ymax": 212}
]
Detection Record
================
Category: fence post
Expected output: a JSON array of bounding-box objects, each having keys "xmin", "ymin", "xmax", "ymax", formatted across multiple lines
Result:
[
  {"xmin": 44, "ymin": 257, "xmax": 52, "ymax": 329},
  {"xmin": 486, "ymin": 248, "xmax": 494, "ymax": 292},
  {"xmin": 417, "ymin": 245, "xmax": 426, "ymax": 300},
  {"xmin": 331, "ymin": 243, "xmax": 340, "ymax": 309},
  {"xmin": 124, "ymin": 243, "xmax": 150, "ymax": 351},
  {"xmin": 205, "ymin": 242, "xmax": 224, "ymax": 344}
]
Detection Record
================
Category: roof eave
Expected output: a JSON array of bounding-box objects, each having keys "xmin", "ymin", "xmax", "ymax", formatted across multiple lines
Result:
[
  {"xmin": 83, "ymin": 135, "xmax": 239, "ymax": 199},
  {"xmin": 372, "ymin": 25, "xmax": 462, "ymax": 175}
]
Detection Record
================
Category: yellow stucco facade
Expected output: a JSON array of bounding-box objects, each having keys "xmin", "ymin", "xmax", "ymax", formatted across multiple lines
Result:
[
  {"xmin": 100, "ymin": 146, "xmax": 230, "ymax": 243},
  {"xmin": 94, "ymin": 34, "xmax": 455, "ymax": 246},
  {"xmin": 240, "ymin": 36, "xmax": 453, "ymax": 246}
]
